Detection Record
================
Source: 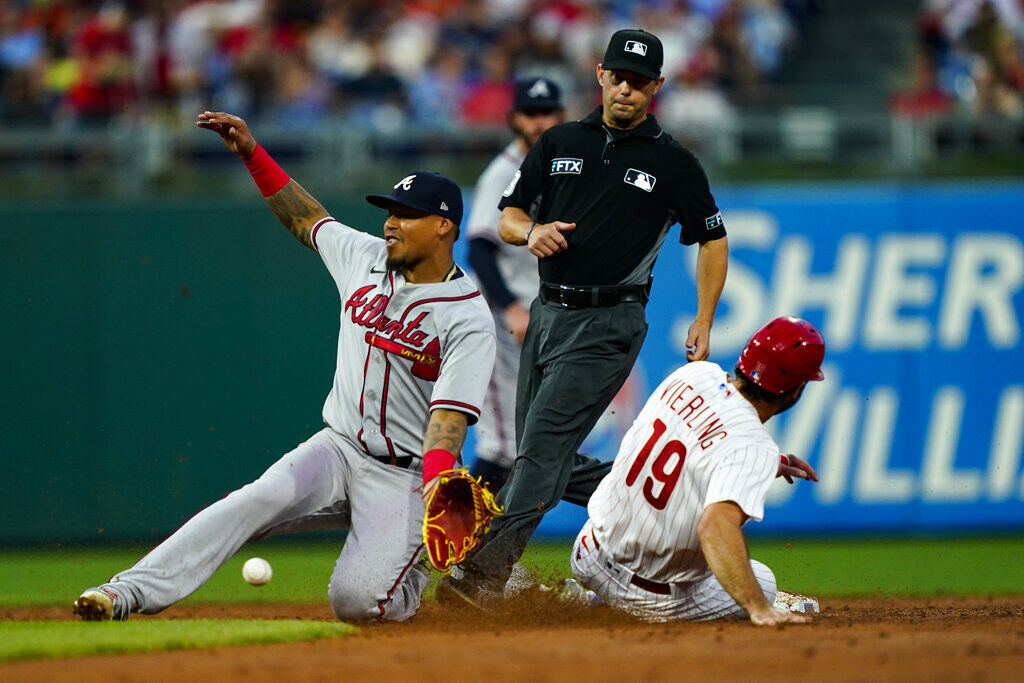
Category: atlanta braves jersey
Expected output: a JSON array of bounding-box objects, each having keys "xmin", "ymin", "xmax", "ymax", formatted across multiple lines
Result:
[
  {"xmin": 466, "ymin": 141, "xmax": 538, "ymax": 308},
  {"xmin": 310, "ymin": 216, "xmax": 496, "ymax": 463},
  {"xmin": 587, "ymin": 361, "xmax": 780, "ymax": 584}
]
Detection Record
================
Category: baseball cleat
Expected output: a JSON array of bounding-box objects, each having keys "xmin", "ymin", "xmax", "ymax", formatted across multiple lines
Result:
[
  {"xmin": 773, "ymin": 590, "xmax": 819, "ymax": 614},
  {"xmin": 557, "ymin": 578, "xmax": 603, "ymax": 607},
  {"xmin": 436, "ymin": 574, "xmax": 501, "ymax": 612},
  {"xmin": 73, "ymin": 588, "xmax": 116, "ymax": 621}
]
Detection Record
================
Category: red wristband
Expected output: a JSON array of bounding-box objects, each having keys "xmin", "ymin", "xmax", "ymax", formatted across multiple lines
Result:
[
  {"xmin": 243, "ymin": 144, "xmax": 290, "ymax": 197},
  {"xmin": 422, "ymin": 449, "xmax": 457, "ymax": 484}
]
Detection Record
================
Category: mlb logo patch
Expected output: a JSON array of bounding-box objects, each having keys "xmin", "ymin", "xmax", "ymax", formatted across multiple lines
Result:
[
  {"xmin": 623, "ymin": 168, "xmax": 656, "ymax": 192},
  {"xmin": 551, "ymin": 158, "xmax": 583, "ymax": 175},
  {"xmin": 705, "ymin": 211, "xmax": 724, "ymax": 230},
  {"xmin": 624, "ymin": 40, "xmax": 647, "ymax": 56}
]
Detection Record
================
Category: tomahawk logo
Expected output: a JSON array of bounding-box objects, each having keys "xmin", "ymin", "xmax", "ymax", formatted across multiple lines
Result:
[
  {"xmin": 395, "ymin": 175, "xmax": 416, "ymax": 191},
  {"xmin": 527, "ymin": 79, "xmax": 550, "ymax": 98},
  {"xmin": 551, "ymin": 158, "xmax": 583, "ymax": 175},
  {"xmin": 625, "ymin": 40, "xmax": 647, "ymax": 56},
  {"xmin": 624, "ymin": 168, "xmax": 656, "ymax": 192}
]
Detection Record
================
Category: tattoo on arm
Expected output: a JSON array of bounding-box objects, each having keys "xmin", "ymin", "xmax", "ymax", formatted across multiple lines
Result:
[
  {"xmin": 422, "ymin": 409, "xmax": 469, "ymax": 456},
  {"xmin": 264, "ymin": 180, "xmax": 329, "ymax": 250}
]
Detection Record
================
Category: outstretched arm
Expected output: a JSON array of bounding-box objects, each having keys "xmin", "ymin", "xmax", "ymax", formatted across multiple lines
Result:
[
  {"xmin": 197, "ymin": 111, "xmax": 328, "ymax": 250},
  {"xmin": 686, "ymin": 235, "xmax": 728, "ymax": 361},
  {"xmin": 697, "ymin": 501, "xmax": 809, "ymax": 626}
]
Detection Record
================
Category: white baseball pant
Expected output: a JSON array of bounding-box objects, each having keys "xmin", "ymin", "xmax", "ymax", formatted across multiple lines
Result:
[{"xmin": 570, "ymin": 520, "xmax": 777, "ymax": 622}]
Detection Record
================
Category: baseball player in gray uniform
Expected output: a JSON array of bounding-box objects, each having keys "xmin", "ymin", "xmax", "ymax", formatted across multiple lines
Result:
[
  {"xmin": 467, "ymin": 77, "xmax": 564, "ymax": 491},
  {"xmin": 73, "ymin": 112, "xmax": 495, "ymax": 623},
  {"xmin": 573, "ymin": 317, "xmax": 824, "ymax": 625}
]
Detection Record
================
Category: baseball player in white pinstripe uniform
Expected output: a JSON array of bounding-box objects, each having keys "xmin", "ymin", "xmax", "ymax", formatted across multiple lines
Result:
[
  {"xmin": 466, "ymin": 77, "xmax": 564, "ymax": 490},
  {"xmin": 572, "ymin": 317, "xmax": 824, "ymax": 625},
  {"xmin": 73, "ymin": 112, "xmax": 495, "ymax": 623}
]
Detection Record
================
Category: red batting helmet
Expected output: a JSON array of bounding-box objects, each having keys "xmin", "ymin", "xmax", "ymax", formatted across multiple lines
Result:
[{"xmin": 736, "ymin": 317, "xmax": 825, "ymax": 394}]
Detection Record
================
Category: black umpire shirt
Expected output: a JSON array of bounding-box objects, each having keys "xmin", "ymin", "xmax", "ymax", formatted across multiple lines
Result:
[{"xmin": 498, "ymin": 106, "xmax": 727, "ymax": 287}]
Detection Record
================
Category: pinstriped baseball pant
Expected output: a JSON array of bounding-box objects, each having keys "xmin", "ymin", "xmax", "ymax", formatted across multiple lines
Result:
[{"xmin": 570, "ymin": 521, "xmax": 777, "ymax": 622}]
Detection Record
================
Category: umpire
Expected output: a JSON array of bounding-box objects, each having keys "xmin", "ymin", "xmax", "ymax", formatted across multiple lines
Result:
[{"xmin": 443, "ymin": 28, "xmax": 729, "ymax": 604}]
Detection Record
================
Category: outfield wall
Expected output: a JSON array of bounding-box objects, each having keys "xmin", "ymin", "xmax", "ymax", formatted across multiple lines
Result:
[{"xmin": 1, "ymin": 183, "xmax": 1022, "ymax": 544}]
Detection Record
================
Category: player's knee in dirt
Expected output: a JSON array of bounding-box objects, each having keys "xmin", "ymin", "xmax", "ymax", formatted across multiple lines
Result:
[{"xmin": 327, "ymin": 579, "xmax": 379, "ymax": 622}]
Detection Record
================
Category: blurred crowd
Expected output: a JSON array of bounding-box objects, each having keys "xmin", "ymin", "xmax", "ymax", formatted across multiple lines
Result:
[
  {"xmin": 893, "ymin": 0, "xmax": 1024, "ymax": 118},
  {"xmin": 0, "ymin": 0, "xmax": 815, "ymax": 133}
]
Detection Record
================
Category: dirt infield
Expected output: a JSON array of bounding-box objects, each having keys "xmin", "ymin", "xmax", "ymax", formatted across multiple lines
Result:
[{"xmin": 4, "ymin": 596, "xmax": 1024, "ymax": 681}]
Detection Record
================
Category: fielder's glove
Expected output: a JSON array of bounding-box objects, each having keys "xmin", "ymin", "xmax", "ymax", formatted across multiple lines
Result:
[{"xmin": 422, "ymin": 469, "xmax": 502, "ymax": 572}]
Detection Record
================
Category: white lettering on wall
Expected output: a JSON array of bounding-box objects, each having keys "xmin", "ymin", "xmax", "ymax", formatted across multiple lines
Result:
[
  {"xmin": 771, "ymin": 235, "xmax": 869, "ymax": 352},
  {"xmin": 922, "ymin": 387, "xmax": 982, "ymax": 502},
  {"xmin": 852, "ymin": 387, "xmax": 915, "ymax": 503},
  {"xmin": 988, "ymin": 386, "xmax": 1024, "ymax": 501},
  {"xmin": 939, "ymin": 234, "xmax": 1024, "ymax": 349},
  {"xmin": 816, "ymin": 389, "xmax": 860, "ymax": 505},
  {"xmin": 864, "ymin": 235, "xmax": 946, "ymax": 350}
]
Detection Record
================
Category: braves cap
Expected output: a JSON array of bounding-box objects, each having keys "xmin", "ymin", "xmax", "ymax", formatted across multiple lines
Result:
[
  {"xmin": 601, "ymin": 29, "xmax": 663, "ymax": 81},
  {"xmin": 366, "ymin": 171, "xmax": 464, "ymax": 226},
  {"xmin": 513, "ymin": 76, "xmax": 563, "ymax": 111}
]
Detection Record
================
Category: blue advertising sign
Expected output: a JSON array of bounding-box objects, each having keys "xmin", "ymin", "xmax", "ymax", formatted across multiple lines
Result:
[{"xmin": 463, "ymin": 183, "xmax": 1024, "ymax": 536}]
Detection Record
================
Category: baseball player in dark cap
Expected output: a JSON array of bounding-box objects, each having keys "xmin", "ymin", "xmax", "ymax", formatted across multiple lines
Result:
[
  {"xmin": 441, "ymin": 28, "xmax": 729, "ymax": 606},
  {"xmin": 73, "ymin": 111, "xmax": 496, "ymax": 623},
  {"xmin": 466, "ymin": 77, "xmax": 565, "ymax": 491}
]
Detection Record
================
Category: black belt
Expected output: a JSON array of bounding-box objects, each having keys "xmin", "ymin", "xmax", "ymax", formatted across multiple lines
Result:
[
  {"xmin": 540, "ymin": 282, "xmax": 649, "ymax": 309},
  {"xmin": 630, "ymin": 575, "xmax": 672, "ymax": 595},
  {"xmin": 369, "ymin": 454, "xmax": 414, "ymax": 469}
]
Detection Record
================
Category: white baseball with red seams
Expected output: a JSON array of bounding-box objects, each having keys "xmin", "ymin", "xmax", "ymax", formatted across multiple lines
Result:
[
  {"xmin": 242, "ymin": 557, "xmax": 272, "ymax": 586},
  {"xmin": 572, "ymin": 361, "xmax": 781, "ymax": 621}
]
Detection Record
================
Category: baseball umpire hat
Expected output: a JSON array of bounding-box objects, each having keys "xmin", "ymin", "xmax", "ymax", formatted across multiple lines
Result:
[
  {"xmin": 513, "ymin": 76, "xmax": 563, "ymax": 111},
  {"xmin": 736, "ymin": 316, "xmax": 825, "ymax": 394},
  {"xmin": 601, "ymin": 29, "xmax": 663, "ymax": 81},
  {"xmin": 366, "ymin": 171, "xmax": 463, "ymax": 226}
]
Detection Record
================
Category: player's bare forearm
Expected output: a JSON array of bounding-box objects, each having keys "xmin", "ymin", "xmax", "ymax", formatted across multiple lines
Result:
[
  {"xmin": 264, "ymin": 180, "xmax": 329, "ymax": 251},
  {"xmin": 694, "ymin": 236, "xmax": 728, "ymax": 325},
  {"xmin": 686, "ymin": 236, "xmax": 728, "ymax": 361},
  {"xmin": 498, "ymin": 207, "xmax": 532, "ymax": 246},
  {"xmin": 697, "ymin": 502, "xmax": 772, "ymax": 617},
  {"xmin": 422, "ymin": 409, "xmax": 469, "ymax": 456}
]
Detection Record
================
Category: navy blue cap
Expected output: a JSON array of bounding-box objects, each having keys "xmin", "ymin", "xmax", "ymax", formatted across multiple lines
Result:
[
  {"xmin": 513, "ymin": 77, "xmax": 563, "ymax": 111},
  {"xmin": 602, "ymin": 29, "xmax": 663, "ymax": 81},
  {"xmin": 366, "ymin": 171, "xmax": 463, "ymax": 226}
]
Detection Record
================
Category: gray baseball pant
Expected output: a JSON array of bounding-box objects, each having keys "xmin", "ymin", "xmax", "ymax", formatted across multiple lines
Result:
[{"xmin": 99, "ymin": 428, "xmax": 428, "ymax": 622}]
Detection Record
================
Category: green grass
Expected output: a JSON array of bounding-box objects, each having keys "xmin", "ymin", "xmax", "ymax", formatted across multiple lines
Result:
[
  {"xmin": 2, "ymin": 536, "xmax": 1022, "ymax": 610},
  {"xmin": 0, "ymin": 619, "xmax": 355, "ymax": 662}
]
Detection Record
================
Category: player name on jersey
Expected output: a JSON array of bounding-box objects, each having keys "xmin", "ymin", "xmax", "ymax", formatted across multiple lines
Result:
[{"xmin": 655, "ymin": 377, "xmax": 728, "ymax": 450}]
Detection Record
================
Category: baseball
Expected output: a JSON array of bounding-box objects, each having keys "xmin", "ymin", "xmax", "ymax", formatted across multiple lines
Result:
[{"xmin": 242, "ymin": 557, "xmax": 273, "ymax": 586}]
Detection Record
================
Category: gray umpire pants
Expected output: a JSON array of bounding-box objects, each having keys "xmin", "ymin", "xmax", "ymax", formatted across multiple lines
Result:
[{"xmin": 464, "ymin": 297, "xmax": 647, "ymax": 585}]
